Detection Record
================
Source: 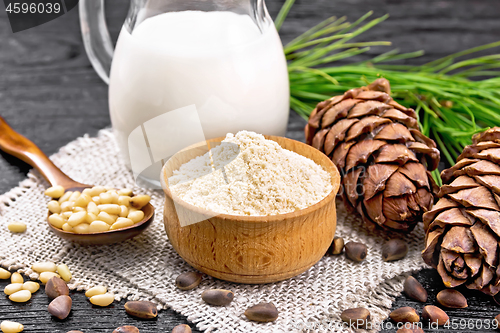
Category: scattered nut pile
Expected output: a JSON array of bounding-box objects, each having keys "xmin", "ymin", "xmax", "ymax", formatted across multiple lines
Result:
[
  {"xmin": 44, "ymin": 185, "xmax": 150, "ymax": 233},
  {"xmin": 333, "ymin": 236, "xmax": 481, "ymax": 331},
  {"xmin": 329, "ymin": 237, "xmax": 409, "ymax": 264},
  {"xmin": 174, "ymin": 271, "xmax": 279, "ymax": 324},
  {"xmin": 0, "ymin": 262, "xmax": 75, "ymax": 332},
  {"xmin": 339, "ymin": 274, "xmax": 480, "ymax": 330},
  {"xmin": 9, "ymin": 235, "xmax": 482, "ymax": 332},
  {"xmin": 124, "ymin": 301, "xmax": 158, "ymax": 319}
]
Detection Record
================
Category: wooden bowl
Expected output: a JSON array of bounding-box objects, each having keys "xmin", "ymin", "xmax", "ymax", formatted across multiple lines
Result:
[{"xmin": 161, "ymin": 135, "xmax": 340, "ymax": 284}]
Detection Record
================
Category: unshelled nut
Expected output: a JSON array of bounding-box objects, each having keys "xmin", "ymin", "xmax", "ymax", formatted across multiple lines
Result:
[
  {"xmin": 112, "ymin": 326, "xmax": 139, "ymax": 333},
  {"xmin": 436, "ymin": 289, "xmax": 467, "ymax": 308},
  {"xmin": 344, "ymin": 242, "xmax": 367, "ymax": 262},
  {"xmin": 244, "ymin": 303, "xmax": 279, "ymax": 322},
  {"xmin": 422, "ymin": 305, "xmax": 449, "ymax": 326},
  {"xmin": 403, "ymin": 276, "xmax": 427, "ymax": 302},
  {"xmin": 175, "ymin": 272, "xmax": 202, "ymax": 291},
  {"xmin": 45, "ymin": 276, "xmax": 69, "ymax": 299},
  {"xmin": 389, "ymin": 307, "xmax": 419, "ymax": 323},
  {"xmin": 171, "ymin": 324, "xmax": 191, "ymax": 333},
  {"xmin": 340, "ymin": 307, "xmax": 370, "ymax": 329},
  {"xmin": 48, "ymin": 295, "xmax": 72, "ymax": 320},
  {"xmin": 330, "ymin": 237, "xmax": 344, "ymax": 255},
  {"xmin": 201, "ymin": 289, "xmax": 234, "ymax": 306},
  {"xmin": 382, "ymin": 239, "xmax": 408, "ymax": 261},
  {"xmin": 124, "ymin": 301, "xmax": 158, "ymax": 319}
]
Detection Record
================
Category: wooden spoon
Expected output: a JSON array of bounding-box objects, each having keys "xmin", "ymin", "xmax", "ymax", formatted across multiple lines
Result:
[{"xmin": 0, "ymin": 116, "xmax": 155, "ymax": 245}]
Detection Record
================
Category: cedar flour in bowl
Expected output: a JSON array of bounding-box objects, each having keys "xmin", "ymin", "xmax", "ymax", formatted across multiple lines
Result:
[{"xmin": 161, "ymin": 131, "xmax": 340, "ymax": 284}]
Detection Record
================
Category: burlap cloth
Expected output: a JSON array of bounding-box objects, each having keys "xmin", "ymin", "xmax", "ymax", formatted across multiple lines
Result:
[{"xmin": 0, "ymin": 129, "xmax": 426, "ymax": 332}]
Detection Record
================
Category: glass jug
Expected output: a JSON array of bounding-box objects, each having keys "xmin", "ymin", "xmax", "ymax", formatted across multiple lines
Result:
[{"xmin": 79, "ymin": 0, "xmax": 290, "ymax": 187}]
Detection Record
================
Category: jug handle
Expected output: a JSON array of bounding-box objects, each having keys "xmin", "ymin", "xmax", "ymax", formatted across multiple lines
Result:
[{"xmin": 79, "ymin": 0, "xmax": 114, "ymax": 84}]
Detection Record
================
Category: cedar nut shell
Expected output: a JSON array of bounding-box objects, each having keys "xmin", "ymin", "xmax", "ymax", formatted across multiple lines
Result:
[
  {"xmin": 330, "ymin": 237, "xmax": 344, "ymax": 255},
  {"xmin": 45, "ymin": 276, "xmax": 69, "ymax": 299},
  {"xmin": 389, "ymin": 307, "xmax": 419, "ymax": 323},
  {"xmin": 340, "ymin": 307, "xmax": 370, "ymax": 329},
  {"xmin": 48, "ymin": 295, "xmax": 72, "ymax": 320},
  {"xmin": 422, "ymin": 305, "xmax": 449, "ymax": 326},
  {"xmin": 172, "ymin": 324, "xmax": 192, "ymax": 333},
  {"xmin": 175, "ymin": 272, "xmax": 203, "ymax": 291},
  {"xmin": 112, "ymin": 326, "xmax": 140, "ymax": 333},
  {"xmin": 124, "ymin": 301, "xmax": 158, "ymax": 319},
  {"xmin": 344, "ymin": 242, "xmax": 367, "ymax": 262},
  {"xmin": 436, "ymin": 289, "xmax": 468, "ymax": 308},
  {"xmin": 244, "ymin": 303, "xmax": 279, "ymax": 322},
  {"xmin": 403, "ymin": 276, "xmax": 427, "ymax": 303},
  {"xmin": 201, "ymin": 289, "xmax": 234, "ymax": 306},
  {"xmin": 382, "ymin": 239, "xmax": 408, "ymax": 261}
]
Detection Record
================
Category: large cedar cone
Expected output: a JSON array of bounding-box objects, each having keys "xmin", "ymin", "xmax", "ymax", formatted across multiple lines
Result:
[
  {"xmin": 305, "ymin": 78, "xmax": 440, "ymax": 232},
  {"xmin": 422, "ymin": 127, "xmax": 500, "ymax": 296}
]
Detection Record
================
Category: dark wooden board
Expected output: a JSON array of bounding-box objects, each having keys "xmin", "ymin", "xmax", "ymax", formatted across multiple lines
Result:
[
  {"xmin": 1, "ymin": 0, "xmax": 500, "ymax": 331},
  {"xmin": 0, "ymin": 276, "xmax": 200, "ymax": 333},
  {"xmin": 380, "ymin": 269, "xmax": 500, "ymax": 333}
]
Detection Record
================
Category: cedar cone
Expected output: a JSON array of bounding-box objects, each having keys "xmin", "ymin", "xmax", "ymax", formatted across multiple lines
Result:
[
  {"xmin": 305, "ymin": 78, "xmax": 440, "ymax": 232},
  {"xmin": 422, "ymin": 127, "xmax": 500, "ymax": 296}
]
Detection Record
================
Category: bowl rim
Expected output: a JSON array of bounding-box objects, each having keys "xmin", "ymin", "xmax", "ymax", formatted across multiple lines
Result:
[{"xmin": 161, "ymin": 135, "xmax": 340, "ymax": 223}]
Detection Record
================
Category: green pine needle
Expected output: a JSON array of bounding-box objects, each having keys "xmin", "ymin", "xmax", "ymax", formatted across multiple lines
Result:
[{"xmin": 277, "ymin": 0, "xmax": 500, "ymax": 184}]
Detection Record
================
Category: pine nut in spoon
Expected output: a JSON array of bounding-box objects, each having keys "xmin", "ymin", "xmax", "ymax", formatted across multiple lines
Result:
[{"xmin": 0, "ymin": 116, "xmax": 155, "ymax": 246}]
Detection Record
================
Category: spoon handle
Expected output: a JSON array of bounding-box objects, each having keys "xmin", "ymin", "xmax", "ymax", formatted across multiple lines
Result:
[{"xmin": 0, "ymin": 116, "xmax": 79, "ymax": 188}]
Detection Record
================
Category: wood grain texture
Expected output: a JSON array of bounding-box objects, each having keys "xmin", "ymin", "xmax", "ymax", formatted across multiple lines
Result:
[
  {"xmin": 0, "ymin": 277, "xmax": 200, "ymax": 333},
  {"xmin": 0, "ymin": 115, "xmax": 88, "ymax": 189},
  {"xmin": 1, "ymin": 0, "xmax": 500, "ymax": 331},
  {"xmin": 162, "ymin": 136, "xmax": 340, "ymax": 284}
]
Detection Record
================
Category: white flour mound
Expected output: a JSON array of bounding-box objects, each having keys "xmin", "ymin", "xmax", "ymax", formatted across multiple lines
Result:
[{"xmin": 168, "ymin": 131, "xmax": 332, "ymax": 216}]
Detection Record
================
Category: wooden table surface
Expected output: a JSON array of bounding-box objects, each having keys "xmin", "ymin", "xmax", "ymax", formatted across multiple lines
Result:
[{"xmin": 1, "ymin": 0, "xmax": 500, "ymax": 332}]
